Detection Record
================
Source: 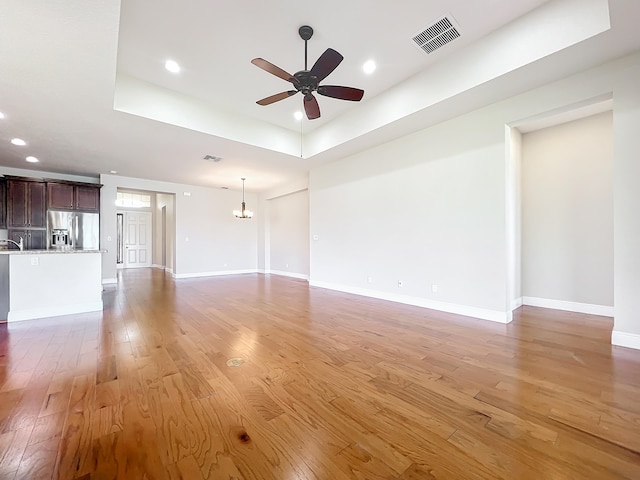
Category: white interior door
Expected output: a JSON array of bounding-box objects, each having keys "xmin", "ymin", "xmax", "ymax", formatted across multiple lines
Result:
[{"xmin": 124, "ymin": 212, "xmax": 152, "ymax": 268}]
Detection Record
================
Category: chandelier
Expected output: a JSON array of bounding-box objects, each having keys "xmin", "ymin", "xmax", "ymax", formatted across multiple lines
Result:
[{"xmin": 233, "ymin": 177, "xmax": 253, "ymax": 219}]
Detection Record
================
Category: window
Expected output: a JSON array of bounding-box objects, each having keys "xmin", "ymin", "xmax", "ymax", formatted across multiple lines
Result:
[{"xmin": 116, "ymin": 192, "xmax": 151, "ymax": 208}]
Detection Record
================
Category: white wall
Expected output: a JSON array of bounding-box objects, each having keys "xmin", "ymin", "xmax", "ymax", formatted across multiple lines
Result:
[
  {"xmin": 310, "ymin": 114, "xmax": 509, "ymax": 322},
  {"xmin": 505, "ymin": 126, "xmax": 522, "ymax": 312},
  {"xmin": 612, "ymin": 57, "xmax": 640, "ymax": 347},
  {"xmin": 257, "ymin": 175, "xmax": 309, "ymax": 273},
  {"xmin": 308, "ymin": 51, "xmax": 640, "ymax": 335},
  {"xmin": 268, "ymin": 190, "xmax": 309, "ymax": 279},
  {"xmin": 100, "ymin": 174, "xmax": 257, "ymax": 281},
  {"xmin": 521, "ymin": 112, "xmax": 613, "ymax": 308}
]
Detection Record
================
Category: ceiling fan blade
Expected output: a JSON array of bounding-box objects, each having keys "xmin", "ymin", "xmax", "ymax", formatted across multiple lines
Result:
[
  {"xmin": 317, "ymin": 85, "xmax": 364, "ymax": 102},
  {"xmin": 304, "ymin": 94, "xmax": 320, "ymax": 120},
  {"xmin": 309, "ymin": 48, "xmax": 343, "ymax": 82},
  {"xmin": 251, "ymin": 58, "xmax": 299, "ymax": 87},
  {"xmin": 256, "ymin": 90, "xmax": 298, "ymax": 106}
]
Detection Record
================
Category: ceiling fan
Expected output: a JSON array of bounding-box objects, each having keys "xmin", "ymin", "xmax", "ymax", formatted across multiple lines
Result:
[{"xmin": 251, "ymin": 25, "xmax": 364, "ymax": 120}]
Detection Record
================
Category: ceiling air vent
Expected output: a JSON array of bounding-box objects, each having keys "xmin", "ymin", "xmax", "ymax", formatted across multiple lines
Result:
[
  {"xmin": 412, "ymin": 16, "xmax": 461, "ymax": 54},
  {"xmin": 203, "ymin": 154, "xmax": 222, "ymax": 162}
]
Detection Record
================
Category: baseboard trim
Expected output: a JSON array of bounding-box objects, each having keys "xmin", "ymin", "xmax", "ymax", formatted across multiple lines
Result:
[
  {"xmin": 174, "ymin": 269, "xmax": 257, "ymax": 279},
  {"xmin": 522, "ymin": 296, "xmax": 614, "ymax": 317},
  {"xmin": 612, "ymin": 331, "xmax": 640, "ymax": 350},
  {"xmin": 102, "ymin": 278, "xmax": 117, "ymax": 285},
  {"xmin": 309, "ymin": 281, "xmax": 511, "ymax": 324},
  {"xmin": 8, "ymin": 301, "xmax": 104, "ymax": 322},
  {"xmin": 151, "ymin": 264, "xmax": 166, "ymax": 270},
  {"xmin": 511, "ymin": 296, "xmax": 523, "ymax": 311},
  {"xmin": 269, "ymin": 270, "xmax": 309, "ymax": 281}
]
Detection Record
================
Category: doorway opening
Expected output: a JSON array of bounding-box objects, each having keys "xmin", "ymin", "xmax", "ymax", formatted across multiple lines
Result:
[
  {"xmin": 505, "ymin": 96, "xmax": 614, "ymax": 319},
  {"xmin": 115, "ymin": 189, "xmax": 175, "ymax": 273}
]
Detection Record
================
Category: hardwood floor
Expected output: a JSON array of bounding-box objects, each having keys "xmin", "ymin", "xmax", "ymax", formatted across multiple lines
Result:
[{"xmin": 1, "ymin": 269, "xmax": 639, "ymax": 479}]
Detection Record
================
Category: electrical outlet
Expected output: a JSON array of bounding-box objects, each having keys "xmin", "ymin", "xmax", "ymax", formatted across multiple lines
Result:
[
  {"xmin": 367, "ymin": 276, "xmax": 373, "ymax": 284},
  {"xmin": 398, "ymin": 280, "xmax": 403, "ymax": 288},
  {"xmin": 31, "ymin": 257, "xmax": 39, "ymax": 266},
  {"xmin": 431, "ymin": 284, "xmax": 438, "ymax": 293}
]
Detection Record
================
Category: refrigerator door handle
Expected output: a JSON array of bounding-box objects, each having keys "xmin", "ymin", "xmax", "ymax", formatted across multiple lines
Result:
[{"xmin": 73, "ymin": 214, "xmax": 78, "ymax": 248}]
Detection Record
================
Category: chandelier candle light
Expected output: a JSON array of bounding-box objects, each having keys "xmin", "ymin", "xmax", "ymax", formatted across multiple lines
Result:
[{"xmin": 233, "ymin": 178, "xmax": 253, "ymax": 219}]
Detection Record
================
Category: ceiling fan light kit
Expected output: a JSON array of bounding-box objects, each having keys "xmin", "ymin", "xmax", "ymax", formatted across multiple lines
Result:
[
  {"xmin": 251, "ymin": 25, "xmax": 365, "ymax": 120},
  {"xmin": 233, "ymin": 177, "xmax": 253, "ymax": 219}
]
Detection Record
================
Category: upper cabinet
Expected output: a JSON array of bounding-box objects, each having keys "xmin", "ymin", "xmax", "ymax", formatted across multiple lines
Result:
[
  {"xmin": 47, "ymin": 182, "xmax": 74, "ymax": 209},
  {"xmin": 7, "ymin": 179, "xmax": 46, "ymax": 228},
  {"xmin": 75, "ymin": 185, "xmax": 100, "ymax": 211},
  {"xmin": 47, "ymin": 182, "xmax": 100, "ymax": 212}
]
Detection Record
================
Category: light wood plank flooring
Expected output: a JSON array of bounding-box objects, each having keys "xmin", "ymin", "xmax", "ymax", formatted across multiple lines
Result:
[{"xmin": 0, "ymin": 269, "xmax": 639, "ymax": 479}]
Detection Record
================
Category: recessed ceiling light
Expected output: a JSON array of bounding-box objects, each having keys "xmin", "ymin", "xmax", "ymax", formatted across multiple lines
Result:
[
  {"xmin": 110, "ymin": 170, "xmax": 118, "ymax": 174},
  {"xmin": 11, "ymin": 138, "xmax": 26, "ymax": 146},
  {"xmin": 26, "ymin": 156, "xmax": 39, "ymax": 163},
  {"xmin": 363, "ymin": 60, "xmax": 376, "ymax": 74},
  {"xmin": 165, "ymin": 59, "xmax": 180, "ymax": 73},
  {"xmin": 294, "ymin": 111, "xmax": 303, "ymax": 121},
  {"xmin": 0, "ymin": 112, "xmax": 5, "ymax": 119}
]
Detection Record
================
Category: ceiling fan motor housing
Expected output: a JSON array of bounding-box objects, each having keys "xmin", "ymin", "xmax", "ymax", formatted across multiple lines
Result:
[{"xmin": 294, "ymin": 71, "xmax": 318, "ymax": 95}]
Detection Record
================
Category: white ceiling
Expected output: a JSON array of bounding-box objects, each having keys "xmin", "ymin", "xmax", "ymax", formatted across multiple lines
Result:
[{"xmin": 0, "ymin": 0, "xmax": 638, "ymax": 192}]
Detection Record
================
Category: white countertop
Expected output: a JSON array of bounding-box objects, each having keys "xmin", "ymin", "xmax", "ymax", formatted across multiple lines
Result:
[{"xmin": 0, "ymin": 249, "xmax": 107, "ymax": 255}]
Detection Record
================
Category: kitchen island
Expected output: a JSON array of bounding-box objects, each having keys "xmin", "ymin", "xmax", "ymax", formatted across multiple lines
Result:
[{"xmin": 0, "ymin": 249, "xmax": 105, "ymax": 322}]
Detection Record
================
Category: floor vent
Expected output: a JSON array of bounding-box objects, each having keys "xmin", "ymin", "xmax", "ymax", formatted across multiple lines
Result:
[
  {"xmin": 412, "ymin": 16, "xmax": 461, "ymax": 54},
  {"xmin": 226, "ymin": 357, "xmax": 244, "ymax": 367}
]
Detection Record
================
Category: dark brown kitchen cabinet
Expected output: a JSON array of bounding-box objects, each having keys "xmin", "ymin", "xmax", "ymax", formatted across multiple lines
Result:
[
  {"xmin": 47, "ymin": 182, "xmax": 100, "ymax": 212},
  {"xmin": 7, "ymin": 179, "xmax": 46, "ymax": 228},
  {"xmin": 47, "ymin": 182, "xmax": 74, "ymax": 209},
  {"xmin": 75, "ymin": 185, "xmax": 100, "ymax": 212},
  {"xmin": 7, "ymin": 229, "xmax": 46, "ymax": 250}
]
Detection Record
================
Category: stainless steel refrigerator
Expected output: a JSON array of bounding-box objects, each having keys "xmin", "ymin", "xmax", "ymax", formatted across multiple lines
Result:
[{"xmin": 47, "ymin": 210, "xmax": 100, "ymax": 250}]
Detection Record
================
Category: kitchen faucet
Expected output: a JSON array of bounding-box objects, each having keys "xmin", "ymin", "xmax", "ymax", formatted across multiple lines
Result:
[{"xmin": 5, "ymin": 237, "xmax": 24, "ymax": 251}]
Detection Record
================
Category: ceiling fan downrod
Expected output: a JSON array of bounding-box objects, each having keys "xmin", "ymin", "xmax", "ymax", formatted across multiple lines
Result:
[{"xmin": 298, "ymin": 25, "xmax": 313, "ymax": 71}]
